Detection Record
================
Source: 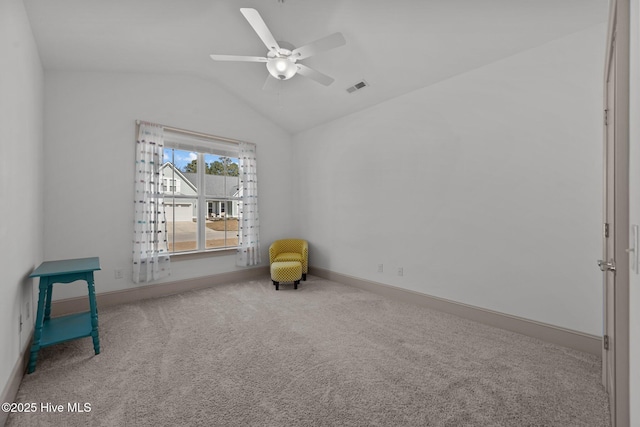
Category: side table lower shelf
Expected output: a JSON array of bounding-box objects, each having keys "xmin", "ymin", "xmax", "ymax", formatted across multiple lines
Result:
[{"xmin": 39, "ymin": 312, "xmax": 93, "ymax": 347}]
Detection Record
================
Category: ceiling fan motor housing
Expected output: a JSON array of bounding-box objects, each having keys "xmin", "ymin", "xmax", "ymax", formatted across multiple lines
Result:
[{"xmin": 266, "ymin": 54, "xmax": 297, "ymax": 80}]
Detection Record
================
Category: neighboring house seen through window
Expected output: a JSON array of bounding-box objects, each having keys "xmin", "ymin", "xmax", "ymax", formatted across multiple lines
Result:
[{"xmin": 162, "ymin": 133, "xmax": 240, "ymax": 253}]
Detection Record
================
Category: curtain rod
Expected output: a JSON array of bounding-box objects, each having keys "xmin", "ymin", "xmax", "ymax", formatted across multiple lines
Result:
[{"xmin": 136, "ymin": 120, "xmax": 244, "ymax": 145}]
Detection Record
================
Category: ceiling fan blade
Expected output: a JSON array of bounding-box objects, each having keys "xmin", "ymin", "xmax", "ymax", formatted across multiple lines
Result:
[
  {"xmin": 292, "ymin": 33, "xmax": 346, "ymax": 60},
  {"xmin": 296, "ymin": 64, "xmax": 335, "ymax": 86},
  {"xmin": 240, "ymin": 8, "xmax": 280, "ymax": 52},
  {"xmin": 209, "ymin": 54, "xmax": 267, "ymax": 62}
]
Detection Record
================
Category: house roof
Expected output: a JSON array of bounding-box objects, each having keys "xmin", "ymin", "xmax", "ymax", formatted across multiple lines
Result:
[
  {"xmin": 183, "ymin": 172, "xmax": 239, "ymax": 198},
  {"xmin": 161, "ymin": 162, "xmax": 239, "ymax": 197}
]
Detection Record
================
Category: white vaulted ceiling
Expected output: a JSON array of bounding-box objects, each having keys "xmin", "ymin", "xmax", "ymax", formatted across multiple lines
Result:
[{"xmin": 23, "ymin": 0, "xmax": 608, "ymax": 134}]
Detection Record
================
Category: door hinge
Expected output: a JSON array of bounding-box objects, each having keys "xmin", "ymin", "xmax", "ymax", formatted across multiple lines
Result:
[
  {"xmin": 604, "ymin": 335, "xmax": 610, "ymax": 350},
  {"xmin": 604, "ymin": 109, "xmax": 608, "ymax": 126},
  {"xmin": 604, "ymin": 223, "xmax": 610, "ymax": 238}
]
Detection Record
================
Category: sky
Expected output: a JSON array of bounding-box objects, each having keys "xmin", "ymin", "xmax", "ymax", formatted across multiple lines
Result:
[{"xmin": 163, "ymin": 148, "xmax": 237, "ymax": 171}]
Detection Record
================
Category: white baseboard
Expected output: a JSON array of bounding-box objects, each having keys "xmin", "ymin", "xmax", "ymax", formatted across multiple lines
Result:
[
  {"xmin": 311, "ymin": 267, "xmax": 602, "ymax": 356},
  {"xmin": 0, "ymin": 331, "xmax": 33, "ymax": 427},
  {"xmin": 51, "ymin": 266, "xmax": 269, "ymax": 316}
]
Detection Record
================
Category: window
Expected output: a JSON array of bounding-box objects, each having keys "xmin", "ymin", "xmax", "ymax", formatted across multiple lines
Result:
[
  {"xmin": 162, "ymin": 133, "xmax": 240, "ymax": 253},
  {"xmin": 163, "ymin": 178, "xmax": 180, "ymax": 193}
]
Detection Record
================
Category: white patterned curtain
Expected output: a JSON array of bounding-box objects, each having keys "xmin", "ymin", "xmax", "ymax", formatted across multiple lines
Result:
[
  {"xmin": 236, "ymin": 142, "xmax": 261, "ymax": 266},
  {"xmin": 133, "ymin": 123, "xmax": 171, "ymax": 283}
]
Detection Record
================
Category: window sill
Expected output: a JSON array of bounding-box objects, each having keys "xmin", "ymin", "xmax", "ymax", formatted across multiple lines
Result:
[{"xmin": 169, "ymin": 247, "xmax": 237, "ymax": 261}]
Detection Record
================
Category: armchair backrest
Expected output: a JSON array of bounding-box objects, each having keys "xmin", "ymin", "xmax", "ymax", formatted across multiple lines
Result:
[{"xmin": 269, "ymin": 239, "xmax": 308, "ymax": 272}]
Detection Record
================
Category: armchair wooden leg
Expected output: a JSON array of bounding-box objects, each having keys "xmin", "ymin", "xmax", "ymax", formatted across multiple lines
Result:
[
  {"xmin": 274, "ymin": 282, "xmax": 279, "ymax": 291},
  {"xmin": 294, "ymin": 280, "xmax": 300, "ymax": 289},
  {"xmin": 302, "ymin": 274, "xmax": 306, "ymax": 281}
]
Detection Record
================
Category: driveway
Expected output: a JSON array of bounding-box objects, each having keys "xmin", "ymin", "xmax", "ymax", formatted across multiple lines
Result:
[{"xmin": 168, "ymin": 221, "xmax": 233, "ymax": 242}]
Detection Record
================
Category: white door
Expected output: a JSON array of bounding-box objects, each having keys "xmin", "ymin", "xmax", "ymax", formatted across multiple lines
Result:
[
  {"xmin": 600, "ymin": 1, "xmax": 631, "ymax": 425},
  {"xmin": 601, "ymin": 37, "xmax": 616, "ymax": 416}
]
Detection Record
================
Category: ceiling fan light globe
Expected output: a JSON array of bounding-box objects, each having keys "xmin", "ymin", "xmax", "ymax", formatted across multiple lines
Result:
[
  {"xmin": 275, "ymin": 59, "xmax": 288, "ymax": 72},
  {"xmin": 267, "ymin": 58, "xmax": 297, "ymax": 80}
]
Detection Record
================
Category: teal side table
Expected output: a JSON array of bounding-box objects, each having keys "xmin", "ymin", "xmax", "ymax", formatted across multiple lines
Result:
[{"xmin": 28, "ymin": 257, "xmax": 101, "ymax": 374}]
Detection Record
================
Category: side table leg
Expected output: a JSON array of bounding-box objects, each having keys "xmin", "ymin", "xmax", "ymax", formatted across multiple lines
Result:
[
  {"xmin": 87, "ymin": 273, "xmax": 100, "ymax": 355},
  {"xmin": 28, "ymin": 279, "xmax": 49, "ymax": 374},
  {"xmin": 44, "ymin": 282, "xmax": 53, "ymax": 321}
]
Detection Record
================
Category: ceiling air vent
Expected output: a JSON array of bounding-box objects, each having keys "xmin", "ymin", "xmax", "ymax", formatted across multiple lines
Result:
[{"xmin": 346, "ymin": 80, "xmax": 369, "ymax": 94}]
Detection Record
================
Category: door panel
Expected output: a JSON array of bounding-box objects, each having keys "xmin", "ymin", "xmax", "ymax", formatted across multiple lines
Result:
[
  {"xmin": 603, "ymin": 50, "xmax": 615, "ymax": 410},
  {"xmin": 602, "ymin": 1, "xmax": 631, "ymax": 425}
]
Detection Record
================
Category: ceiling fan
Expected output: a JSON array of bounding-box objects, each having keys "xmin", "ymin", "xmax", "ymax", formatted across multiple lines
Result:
[{"xmin": 210, "ymin": 8, "xmax": 346, "ymax": 86}]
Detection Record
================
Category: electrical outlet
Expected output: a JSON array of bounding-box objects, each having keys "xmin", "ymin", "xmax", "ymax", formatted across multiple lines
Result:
[
  {"xmin": 114, "ymin": 269, "xmax": 124, "ymax": 280},
  {"xmin": 397, "ymin": 267, "xmax": 403, "ymax": 276},
  {"xmin": 378, "ymin": 264, "xmax": 383, "ymax": 273}
]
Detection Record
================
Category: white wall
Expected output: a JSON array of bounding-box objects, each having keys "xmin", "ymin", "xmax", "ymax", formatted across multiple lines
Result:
[
  {"xmin": 293, "ymin": 24, "xmax": 605, "ymax": 335},
  {"xmin": 0, "ymin": 0, "xmax": 43, "ymax": 400},
  {"xmin": 44, "ymin": 71, "xmax": 292, "ymax": 300},
  {"xmin": 629, "ymin": 0, "xmax": 639, "ymax": 422}
]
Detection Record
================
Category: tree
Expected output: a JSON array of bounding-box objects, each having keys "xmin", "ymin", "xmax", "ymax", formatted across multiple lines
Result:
[
  {"xmin": 207, "ymin": 157, "xmax": 239, "ymax": 176},
  {"xmin": 226, "ymin": 162, "xmax": 239, "ymax": 177},
  {"xmin": 182, "ymin": 159, "xmax": 197, "ymax": 173}
]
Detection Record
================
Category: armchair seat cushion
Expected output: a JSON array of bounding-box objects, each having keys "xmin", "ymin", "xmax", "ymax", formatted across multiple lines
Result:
[{"xmin": 274, "ymin": 252, "xmax": 303, "ymax": 263}]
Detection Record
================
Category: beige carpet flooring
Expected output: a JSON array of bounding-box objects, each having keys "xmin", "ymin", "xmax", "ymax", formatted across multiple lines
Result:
[{"xmin": 7, "ymin": 276, "xmax": 609, "ymax": 426}]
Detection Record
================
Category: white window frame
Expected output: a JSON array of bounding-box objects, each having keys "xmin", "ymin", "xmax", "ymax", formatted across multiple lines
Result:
[{"xmin": 163, "ymin": 130, "xmax": 240, "ymax": 254}]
